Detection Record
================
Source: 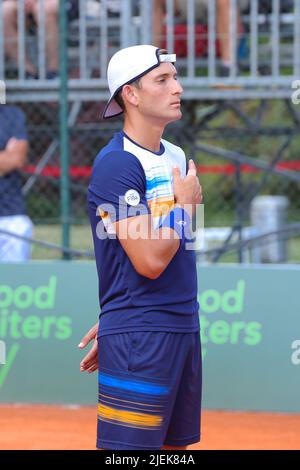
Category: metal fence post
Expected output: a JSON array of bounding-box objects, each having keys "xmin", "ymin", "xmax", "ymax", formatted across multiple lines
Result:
[
  {"xmin": 59, "ymin": 0, "xmax": 70, "ymax": 259},
  {"xmin": 235, "ymin": 161, "xmax": 243, "ymax": 263}
]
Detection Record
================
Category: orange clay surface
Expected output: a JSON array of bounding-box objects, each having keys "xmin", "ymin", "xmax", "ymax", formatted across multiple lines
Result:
[{"xmin": 0, "ymin": 404, "xmax": 300, "ymax": 450}]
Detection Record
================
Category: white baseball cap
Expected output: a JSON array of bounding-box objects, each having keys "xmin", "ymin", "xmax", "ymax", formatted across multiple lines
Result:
[{"xmin": 102, "ymin": 45, "xmax": 176, "ymax": 119}]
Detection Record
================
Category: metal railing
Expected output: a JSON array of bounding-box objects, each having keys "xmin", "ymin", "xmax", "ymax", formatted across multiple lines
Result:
[{"xmin": 0, "ymin": 0, "xmax": 299, "ymax": 101}]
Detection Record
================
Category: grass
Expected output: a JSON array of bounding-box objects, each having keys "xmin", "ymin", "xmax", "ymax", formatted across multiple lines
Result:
[
  {"xmin": 31, "ymin": 224, "xmax": 300, "ymax": 264},
  {"xmin": 32, "ymin": 224, "xmax": 93, "ymax": 260},
  {"xmin": 288, "ymin": 238, "xmax": 300, "ymax": 264}
]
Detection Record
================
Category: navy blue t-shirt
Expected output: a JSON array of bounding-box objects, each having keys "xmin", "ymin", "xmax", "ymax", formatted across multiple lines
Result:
[
  {"xmin": 0, "ymin": 105, "xmax": 28, "ymax": 217},
  {"xmin": 88, "ymin": 131, "xmax": 200, "ymax": 337}
]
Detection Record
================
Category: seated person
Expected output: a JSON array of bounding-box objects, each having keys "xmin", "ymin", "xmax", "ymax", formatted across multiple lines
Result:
[
  {"xmin": 153, "ymin": 0, "xmax": 249, "ymax": 76},
  {"xmin": 0, "ymin": 105, "xmax": 33, "ymax": 262},
  {"xmin": 3, "ymin": 0, "xmax": 79, "ymax": 79}
]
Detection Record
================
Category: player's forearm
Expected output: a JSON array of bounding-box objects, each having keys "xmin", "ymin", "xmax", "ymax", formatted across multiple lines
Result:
[
  {"xmin": 142, "ymin": 227, "xmax": 181, "ymax": 279},
  {"xmin": 116, "ymin": 210, "xmax": 191, "ymax": 279},
  {"xmin": 141, "ymin": 203, "xmax": 195, "ymax": 278},
  {"xmin": 116, "ymin": 214, "xmax": 180, "ymax": 279}
]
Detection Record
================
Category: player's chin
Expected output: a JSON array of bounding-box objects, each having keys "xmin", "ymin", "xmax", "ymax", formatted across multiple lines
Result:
[{"xmin": 168, "ymin": 109, "xmax": 182, "ymax": 122}]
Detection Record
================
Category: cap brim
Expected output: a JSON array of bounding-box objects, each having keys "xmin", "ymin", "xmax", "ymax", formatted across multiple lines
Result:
[{"xmin": 102, "ymin": 96, "xmax": 123, "ymax": 119}]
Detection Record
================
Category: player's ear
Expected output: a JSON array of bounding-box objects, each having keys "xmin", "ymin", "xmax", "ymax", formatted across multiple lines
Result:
[{"xmin": 123, "ymin": 84, "xmax": 139, "ymax": 108}]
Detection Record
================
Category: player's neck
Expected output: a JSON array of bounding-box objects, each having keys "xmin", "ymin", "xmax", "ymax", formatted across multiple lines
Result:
[{"xmin": 123, "ymin": 117, "xmax": 164, "ymax": 154}]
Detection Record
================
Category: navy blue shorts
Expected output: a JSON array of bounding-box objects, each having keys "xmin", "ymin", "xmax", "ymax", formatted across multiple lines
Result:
[{"xmin": 97, "ymin": 331, "xmax": 202, "ymax": 450}]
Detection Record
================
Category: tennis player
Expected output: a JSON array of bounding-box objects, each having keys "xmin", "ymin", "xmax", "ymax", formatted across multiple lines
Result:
[{"xmin": 79, "ymin": 45, "xmax": 203, "ymax": 451}]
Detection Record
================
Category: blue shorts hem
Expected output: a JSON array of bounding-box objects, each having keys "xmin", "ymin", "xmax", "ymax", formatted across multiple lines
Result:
[
  {"xmin": 164, "ymin": 434, "xmax": 201, "ymax": 447},
  {"xmin": 97, "ymin": 439, "xmax": 162, "ymax": 451}
]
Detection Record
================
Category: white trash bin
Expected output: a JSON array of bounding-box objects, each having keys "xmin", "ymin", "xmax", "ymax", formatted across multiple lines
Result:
[{"xmin": 250, "ymin": 196, "xmax": 289, "ymax": 263}]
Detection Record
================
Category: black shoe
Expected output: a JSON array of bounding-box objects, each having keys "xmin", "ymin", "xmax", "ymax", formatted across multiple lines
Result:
[
  {"xmin": 258, "ymin": 64, "xmax": 272, "ymax": 76},
  {"xmin": 218, "ymin": 64, "xmax": 231, "ymax": 77},
  {"xmin": 25, "ymin": 71, "xmax": 38, "ymax": 79},
  {"xmin": 218, "ymin": 64, "xmax": 241, "ymax": 77},
  {"xmin": 213, "ymin": 64, "xmax": 241, "ymax": 90},
  {"xmin": 46, "ymin": 70, "xmax": 59, "ymax": 79}
]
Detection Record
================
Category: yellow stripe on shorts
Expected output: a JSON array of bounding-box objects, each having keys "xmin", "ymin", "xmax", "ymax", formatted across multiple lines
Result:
[{"xmin": 98, "ymin": 403, "xmax": 163, "ymax": 429}]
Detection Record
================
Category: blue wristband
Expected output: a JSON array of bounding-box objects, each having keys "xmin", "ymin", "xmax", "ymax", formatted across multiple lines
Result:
[{"xmin": 159, "ymin": 207, "xmax": 192, "ymax": 243}]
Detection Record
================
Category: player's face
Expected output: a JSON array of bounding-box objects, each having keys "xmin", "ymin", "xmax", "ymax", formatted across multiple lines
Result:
[{"xmin": 136, "ymin": 63, "xmax": 183, "ymax": 124}]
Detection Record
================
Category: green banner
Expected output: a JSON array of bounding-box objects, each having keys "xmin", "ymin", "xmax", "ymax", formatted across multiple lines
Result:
[
  {"xmin": 0, "ymin": 262, "xmax": 300, "ymax": 412},
  {"xmin": 0, "ymin": 263, "xmax": 99, "ymax": 404},
  {"xmin": 198, "ymin": 265, "xmax": 300, "ymax": 412}
]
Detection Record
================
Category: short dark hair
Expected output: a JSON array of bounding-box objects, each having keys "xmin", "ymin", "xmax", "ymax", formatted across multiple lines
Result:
[{"xmin": 115, "ymin": 49, "xmax": 169, "ymax": 112}]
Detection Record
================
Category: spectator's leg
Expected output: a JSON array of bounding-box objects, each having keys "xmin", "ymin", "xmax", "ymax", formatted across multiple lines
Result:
[
  {"xmin": 153, "ymin": 0, "xmax": 166, "ymax": 48},
  {"xmin": 216, "ymin": 0, "xmax": 244, "ymax": 68},
  {"xmin": 32, "ymin": 0, "xmax": 59, "ymax": 76},
  {"xmin": 152, "ymin": 0, "xmax": 181, "ymax": 49},
  {"xmin": 3, "ymin": 1, "xmax": 19, "ymax": 64},
  {"xmin": 3, "ymin": 0, "xmax": 36, "ymax": 75}
]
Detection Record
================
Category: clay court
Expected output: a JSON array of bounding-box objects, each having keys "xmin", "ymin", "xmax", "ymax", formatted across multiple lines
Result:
[
  {"xmin": 1, "ymin": 0, "xmax": 300, "ymax": 455},
  {"xmin": 1, "ymin": 405, "xmax": 300, "ymax": 450}
]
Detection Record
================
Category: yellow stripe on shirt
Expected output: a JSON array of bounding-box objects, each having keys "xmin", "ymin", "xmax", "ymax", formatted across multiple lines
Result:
[{"xmin": 148, "ymin": 196, "xmax": 175, "ymax": 218}]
